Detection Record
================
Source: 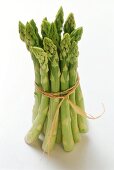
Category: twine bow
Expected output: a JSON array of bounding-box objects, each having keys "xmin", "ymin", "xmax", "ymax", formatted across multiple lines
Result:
[{"xmin": 35, "ymin": 74, "xmax": 104, "ymax": 153}]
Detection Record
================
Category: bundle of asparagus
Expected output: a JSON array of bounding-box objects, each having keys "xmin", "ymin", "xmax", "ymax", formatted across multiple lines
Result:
[{"xmin": 19, "ymin": 7, "xmax": 88, "ymax": 153}]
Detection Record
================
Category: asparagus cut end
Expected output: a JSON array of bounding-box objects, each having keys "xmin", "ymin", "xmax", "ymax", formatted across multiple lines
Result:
[{"xmin": 78, "ymin": 116, "xmax": 88, "ymax": 133}]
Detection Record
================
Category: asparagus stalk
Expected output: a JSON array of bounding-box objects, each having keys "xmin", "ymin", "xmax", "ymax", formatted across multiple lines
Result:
[
  {"xmin": 25, "ymin": 47, "xmax": 50, "ymax": 144},
  {"xmin": 25, "ymin": 22, "xmax": 42, "ymax": 122},
  {"xmin": 70, "ymin": 27, "xmax": 88, "ymax": 133},
  {"xmin": 54, "ymin": 7, "xmax": 64, "ymax": 143},
  {"xmin": 27, "ymin": 20, "xmax": 42, "ymax": 121},
  {"xmin": 46, "ymin": 12, "xmax": 63, "ymax": 143},
  {"xmin": 64, "ymin": 13, "xmax": 76, "ymax": 34},
  {"xmin": 42, "ymin": 37, "xmax": 60, "ymax": 153},
  {"xmin": 60, "ymin": 33, "xmax": 74, "ymax": 151},
  {"xmin": 69, "ymin": 41, "xmax": 80, "ymax": 142}
]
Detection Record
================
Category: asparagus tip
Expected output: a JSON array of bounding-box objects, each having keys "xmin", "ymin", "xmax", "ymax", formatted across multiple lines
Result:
[
  {"xmin": 18, "ymin": 21, "xmax": 25, "ymax": 42},
  {"xmin": 64, "ymin": 13, "xmax": 76, "ymax": 34}
]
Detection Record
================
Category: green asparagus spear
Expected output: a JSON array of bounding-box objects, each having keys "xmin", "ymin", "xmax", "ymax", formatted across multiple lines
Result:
[
  {"xmin": 69, "ymin": 41, "xmax": 80, "ymax": 142},
  {"xmin": 67, "ymin": 21, "xmax": 87, "ymax": 133},
  {"xmin": 53, "ymin": 7, "xmax": 64, "ymax": 143},
  {"xmin": 25, "ymin": 22, "xmax": 42, "ymax": 122},
  {"xmin": 25, "ymin": 47, "xmax": 50, "ymax": 144},
  {"xmin": 42, "ymin": 37, "xmax": 60, "ymax": 153},
  {"xmin": 70, "ymin": 27, "xmax": 88, "ymax": 133},
  {"xmin": 60, "ymin": 33, "xmax": 74, "ymax": 151},
  {"xmin": 64, "ymin": 13, "xmax": 76, "ymax": 34},
  {"xmin": 27, "ymin": 20, "xmax": 42, "ymax": 120}
]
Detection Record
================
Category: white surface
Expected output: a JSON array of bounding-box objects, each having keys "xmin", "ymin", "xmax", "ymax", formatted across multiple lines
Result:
[{"xmin": 0, "ymin": 0, "xmax": 114, "ymax": 170}]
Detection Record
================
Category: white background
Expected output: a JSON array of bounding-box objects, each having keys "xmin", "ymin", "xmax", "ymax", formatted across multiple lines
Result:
[{"xmin": 0, "ymin": 0, "xmax": 114, "ymax": 170}]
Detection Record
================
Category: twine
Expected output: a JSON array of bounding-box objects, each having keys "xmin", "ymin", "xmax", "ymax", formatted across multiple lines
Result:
[
  {"xmin": 35, "ymin": 74, "xmax": 80, "ymax": 99},
  {"xmin": 35, "ymin": 74, "xmax": 104, "ymax": 153},
  {"xmin": 35, "ymin": 74, "xmax": 104, "ymax": 119}
]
